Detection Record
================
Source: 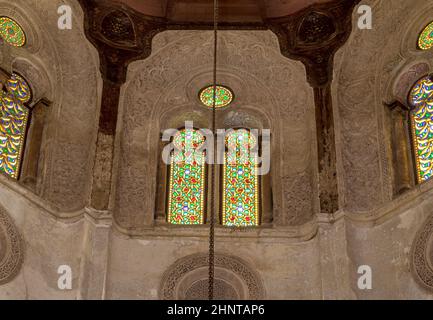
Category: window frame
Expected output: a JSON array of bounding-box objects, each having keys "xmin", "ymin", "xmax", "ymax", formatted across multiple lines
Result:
[{"xmin": 0, "ymin": 72, "xmax": 33, "ymax": 180}]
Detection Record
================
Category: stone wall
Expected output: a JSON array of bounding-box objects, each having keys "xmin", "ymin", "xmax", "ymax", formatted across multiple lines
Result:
[
  {"xmin": 0, "ymin": 0, "xmax": 101, "ymax": 213},
  {"xmin": 0, "ymin": 0, "xmax": 433, "ymax": 300}
]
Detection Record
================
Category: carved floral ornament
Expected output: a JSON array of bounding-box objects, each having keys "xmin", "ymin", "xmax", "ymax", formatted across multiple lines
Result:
[
  {"xmin": 411, "ymin": 213, "xmax": 433, "ymax": 291},
  {"xmin": 0, "ymin": 204, "xmax": 24, "ymax": 285},
  {"xmin": 160, "ymin": 253, "xmax": 265, "ymax": 300}
]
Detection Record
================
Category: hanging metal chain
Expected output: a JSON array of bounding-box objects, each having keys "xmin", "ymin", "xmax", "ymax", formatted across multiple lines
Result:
[{"xmin": 208, "ymin": 0, "xmax": 219, "ymax": 301}]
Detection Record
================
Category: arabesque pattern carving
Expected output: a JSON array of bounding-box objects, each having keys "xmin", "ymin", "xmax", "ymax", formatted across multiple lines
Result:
[
  {"xmin": 0, "ymin": 204, "xmax": 24, "ymax": 285},
  {"xmin": 160, "ymin": 253, "xmax": 265, "ymax": 300},
  {"xmin": 281, "ymin": 173, "xmax": 314, "ymax": 225},
  {"xmin": 411, "ymin": 213, "xmax": 433, "ymax": 291},
  {"xmin": 184, "ymin": 279, "xmax": 239, "ymax": 300},
  {"xmin": 79, "ymin": 0, "xmax": 361, "ymax": 222},
  {"xmin": 116, "ymin": 30, "xmax": 314, "ymax": 230},
  {"xmin": 334, "ymin": 0, "xmax": 420, "ymax": 213}
]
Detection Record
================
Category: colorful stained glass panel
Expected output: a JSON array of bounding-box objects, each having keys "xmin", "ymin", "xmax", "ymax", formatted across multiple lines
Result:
[
  {"xmin": 0, "ymin": 75, "xmax": 30, "ymax": 179},
  {"xmin": 167, "ymin": 129, "xmax": 206, "ymax": 225},
  {"xmin": 418, "ymin": 21, "xmax": 433, "ymax": 50},
  {"xmin": 6, "ymin": 73, "xmax": 31, "ymax": 103},
  {"xmin": 223, "ymin": 129, "xmax": 259, "ymax": 227},
  {"xmin": 199, "ymin": 85, "xmax": 234, "ymax": 109},
  {"xmin": 410, "ymin": 76, "xmax": 433, "ymax": 182},
  {"xmin": 0, "ymin": 17, "xmax": 25, "ymax": 47}
]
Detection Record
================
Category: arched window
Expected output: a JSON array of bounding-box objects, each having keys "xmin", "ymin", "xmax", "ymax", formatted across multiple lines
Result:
[
  {"xmin": 167, "ymin": 128, "xmax": 207, "ymax": 225},
  {"xmin": 0, "ymin": 73, "xmax": 32, "ymax": 179},
  {"xmin": 163, "ymin": 86, "xmax": 265, "ymax": 227},
  {"xmin": 409, "ymin": 75, "xmax": 433, "ymax": 183},
  {"xmin": 164, "ymin": 127, "xmax": 263, "ymax": 227},
  {"xmin": 0, "ymin": 17, "xmax": 26, "ymax": 47},
  {"xmin": 222, "ymin": 129, "xmax": 260, "ymax": 227},
  {"xmin": 418, "ymin": 21, "xmax": 433, "ymax": 51}
]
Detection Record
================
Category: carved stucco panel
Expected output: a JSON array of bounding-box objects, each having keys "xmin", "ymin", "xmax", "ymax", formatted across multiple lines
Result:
[
  {"xmin": 115, "ymin": 30, "xmax": 316, "ymax": 231},
  {"xmin": 411, "ymin": 213, "xmax": 433, "ymax": 291},
  {"xmin": 333, "ymin": 0, "xmax": 429, "ymax": 213},
  {"xmin": 0, "ymin": 0, "xmax": 101, "ymax": 213},
  {"xmin": 0, "ymin": 205, "xmax": 24, "ymax": 285},
  {"xmin": 159, "ymin": 253, "xmax": 265, "ymax": 300}
]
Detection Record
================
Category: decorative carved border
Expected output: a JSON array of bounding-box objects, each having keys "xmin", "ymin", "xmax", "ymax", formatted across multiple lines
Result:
[
  {"xmin": 411, "ymin": 213, "xmax": 433, "ymax": 291},
  {"xmin": 391, "ymin": 62, "xmax": 430, "ymax": 106},
  {"xmin": 159, "ymin": 253, "xmax": 265, "ymax": 300},
  {"xmin": 0, "ymin": 204, "xmax": 24, "ymax": 285}
]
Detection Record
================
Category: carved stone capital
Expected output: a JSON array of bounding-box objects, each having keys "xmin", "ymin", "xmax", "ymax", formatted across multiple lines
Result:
[
  {"xmin": 78, "ymin": 0, "xmax": 166, "ymax": 84},
  {"xmin": 267, "ymin": 0, "xmax": 361, "ymax": 88}
]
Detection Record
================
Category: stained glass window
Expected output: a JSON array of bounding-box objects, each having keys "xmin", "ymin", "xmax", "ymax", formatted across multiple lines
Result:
[
  {"xmin": 418, "ymin": 21, "xmax": 433, "ymax": 51},
  {"xmin": 0, "ymin": 74, "xmax": 31, "ymax": 179},
  {"xmin": 0, "ymin": 17, "xmax": 26, "ymax": 47},
  {"xmin": 409, "ymin": 75, "xmax": 433, "ymax": 183},
  {"xmin": 222, "ymin": 129, "xmax": 260, "ymax": 227},
  {"xmin": 167, "ymin": 128, "xmax": 206, "ymax": 225},
  {"xmin": 199, "ymin": 85, "xmax": 234, "ymax": 109}
]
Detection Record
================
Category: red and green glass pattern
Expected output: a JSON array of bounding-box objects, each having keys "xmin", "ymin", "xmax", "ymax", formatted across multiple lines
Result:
[
  {"xmin": 0, "ymin": 17, "xmax": 26, "ymax": 47},
  {"xmin": 418, "ymin": 21, "xmax": 433, "ymax": 50},
  {"xmin": 167, "ymin": 129, "xmax": 206, "ymax": 225},
  {"xmin": 0, "ymin": 75, "xmax": 30, "ymax": 179},
  {"xmin": 223, "ymin": 129, "xmax": 259, "ymax": 227},
  {"xmin": 410, "ymin": 76, "xmax": 433, "ymax": 182},
  {"xmin": 199, "ymin": 85, "xmax": 233, "ymax": 109}
]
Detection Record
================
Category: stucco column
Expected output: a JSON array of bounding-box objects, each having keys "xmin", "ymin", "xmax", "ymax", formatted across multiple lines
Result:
[
  {"xmin": 77, "ymin": 208, "xmax": 112, "ymax": 300},
  {"xmin": 387, "ymin": 101, "xmax": 415, "ymax": 195},
  {"xmin": 268, "ymin": 0, "xmax": 361, "ymax": 213}
]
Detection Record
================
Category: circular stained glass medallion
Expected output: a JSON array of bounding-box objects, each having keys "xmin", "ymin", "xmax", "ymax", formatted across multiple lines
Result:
[
  {"xmin": 418, "ymin": 21, "xmax": 433, "ymax": 50},
  {"xmin": 199, "ymin": 85, "xmax": 234, "ymax": 109},
  {"xmin": 0, "ymin": 17, "xmax": 26, "ymax": 47}
]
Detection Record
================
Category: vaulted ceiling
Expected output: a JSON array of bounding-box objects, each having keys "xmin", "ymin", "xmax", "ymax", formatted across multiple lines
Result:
[{"xmin": 114, "ymin": 0, "xmax": 332, "ymax": 22}]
